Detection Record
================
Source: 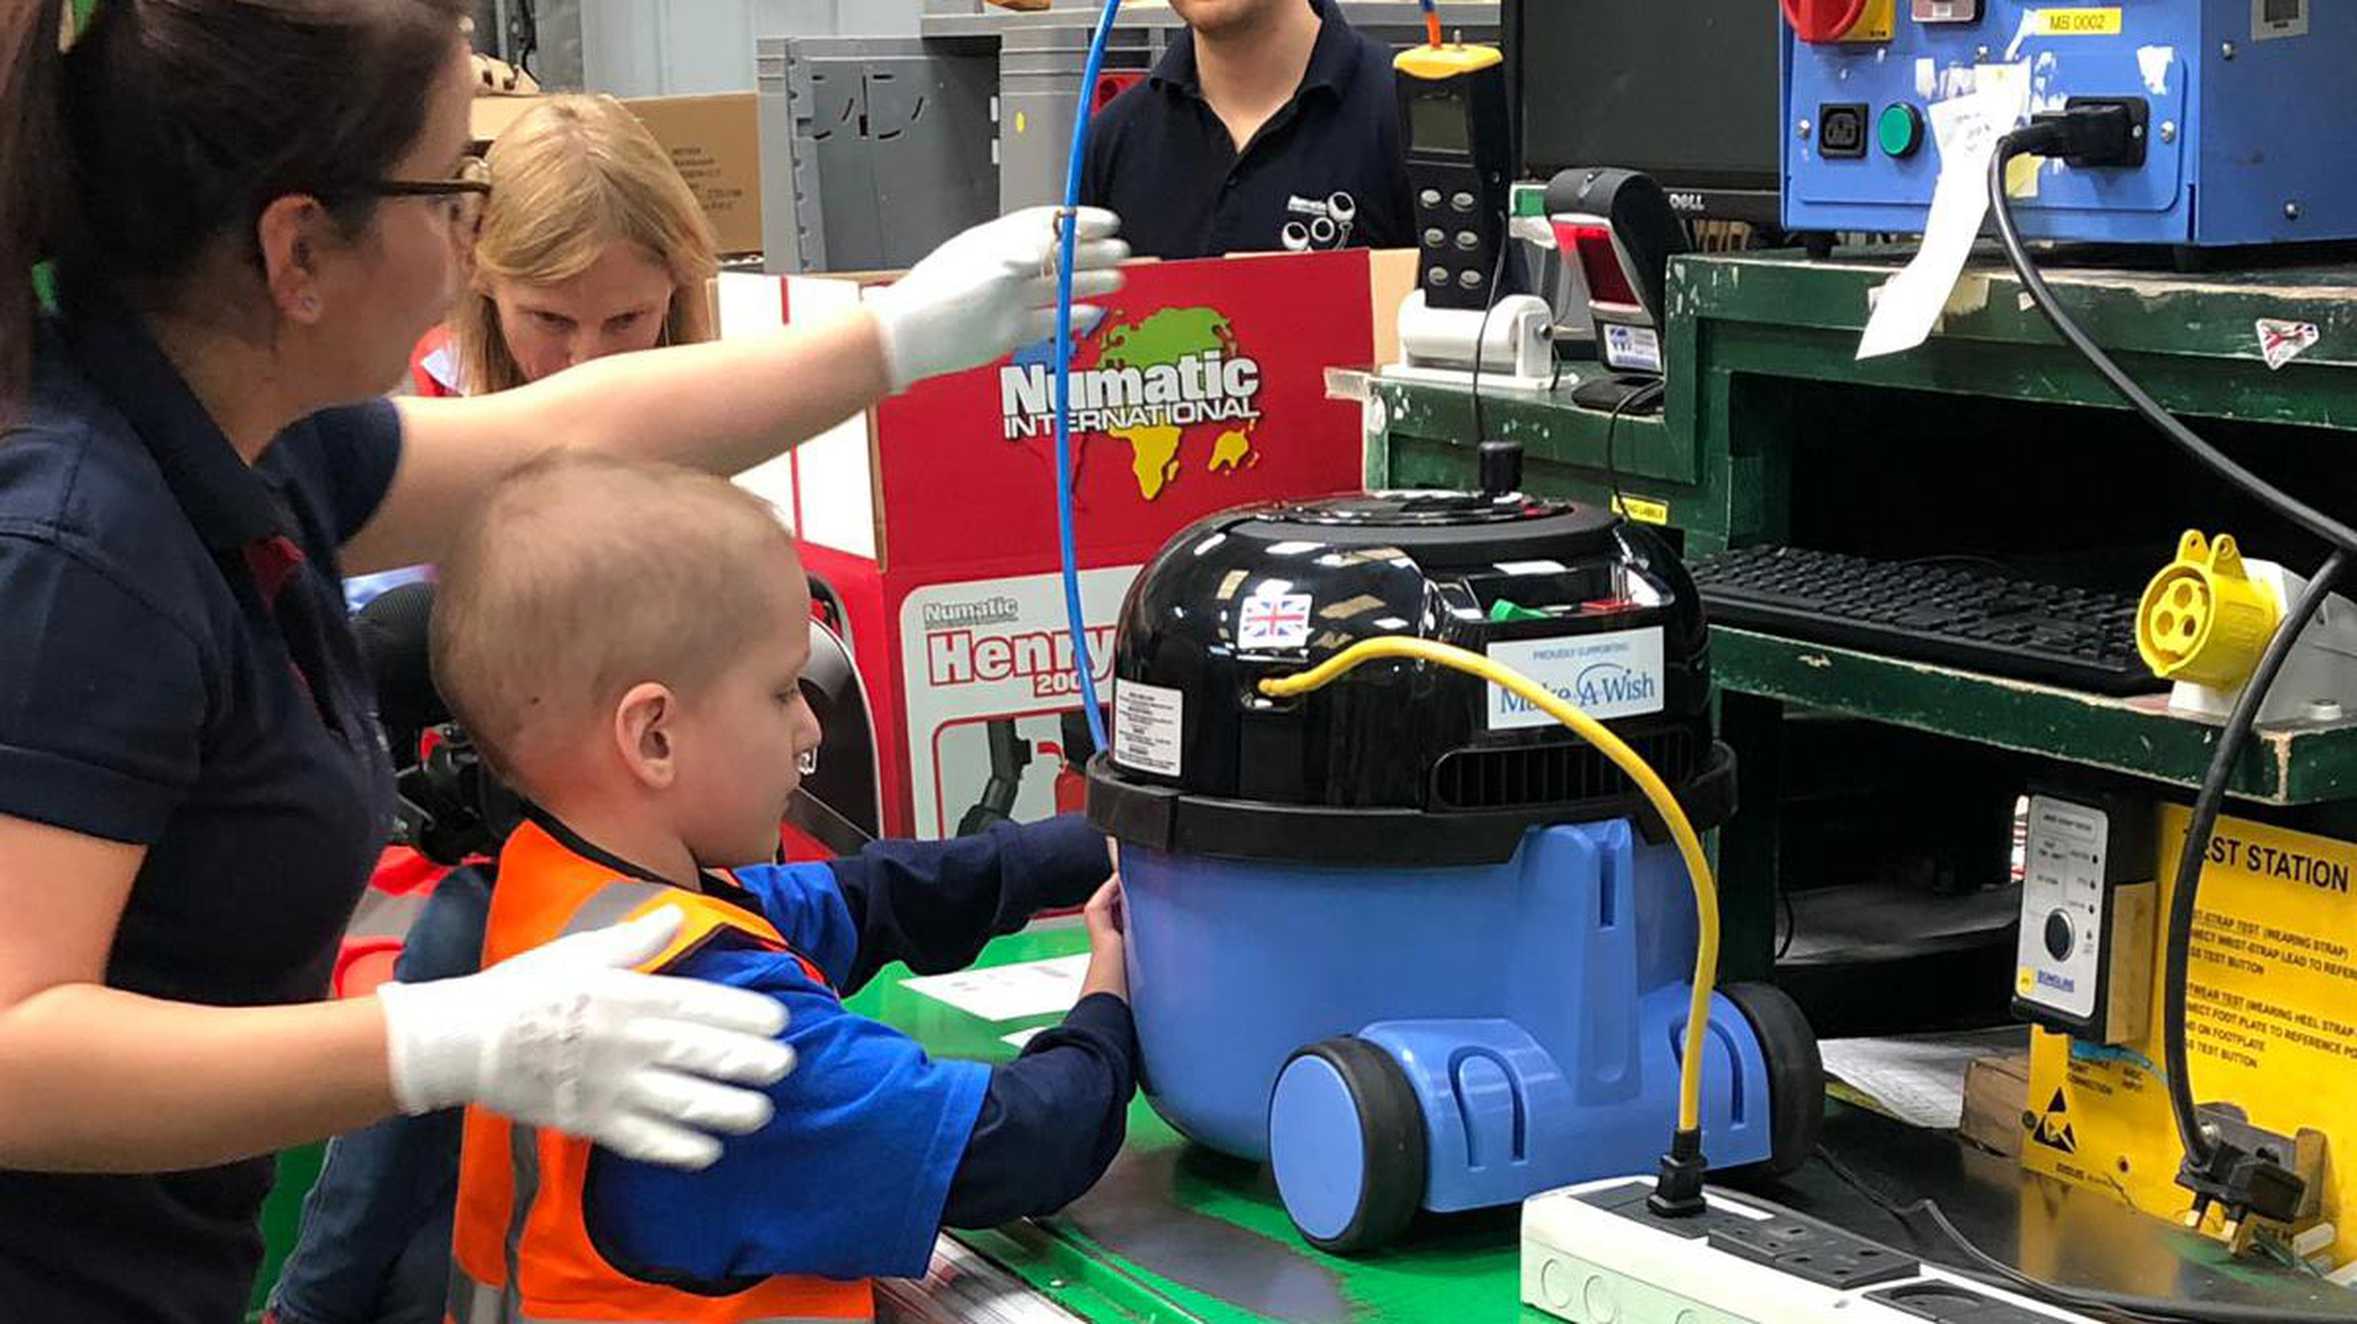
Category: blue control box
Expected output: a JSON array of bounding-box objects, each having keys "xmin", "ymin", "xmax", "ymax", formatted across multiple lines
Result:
[{"xmin": 1783, "ymin": 0, "xmax": 2357, "ymax": 246}]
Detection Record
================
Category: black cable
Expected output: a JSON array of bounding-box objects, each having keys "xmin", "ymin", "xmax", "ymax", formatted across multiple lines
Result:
[
  {"xmin": 1776, "ymin": 882, "xmax": 1798, "ymax": 962},
  {"xmin": 1988, "ymin": 134, "xmax": 2357, "ymax": 558},
  {"xmin": 1814, "ymin": 1148, "xmax": 2357, "ymax": 1324},
  {"xmin": 2158, "ymin": 550, "xmax": 2348, "ymax": 1164},
  {"xmin": 1466, "ymin": 239, "xmax": 1513, "ymax": 445},
  {"xmin": 1602, "ymin": 378, "xmax": 1666, "ymax": 523},
  {"xmin": 1989, "ymin": 125, "xmax": 2357, "ymax": 1183},
  {"xmin": 508, "ymin": 0, "xmax": 539, "ymax": 80}
]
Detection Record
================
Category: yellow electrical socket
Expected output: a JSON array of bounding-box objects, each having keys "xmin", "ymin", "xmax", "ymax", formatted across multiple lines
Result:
[{"xmin": 2137, "ymin": 531, "xmax": 2281, "ymax": 687}]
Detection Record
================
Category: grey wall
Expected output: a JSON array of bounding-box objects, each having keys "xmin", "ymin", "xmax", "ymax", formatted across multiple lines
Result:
[{"xmin": 574, "ymin": 0, "xmax": 923, "ymax": 97}]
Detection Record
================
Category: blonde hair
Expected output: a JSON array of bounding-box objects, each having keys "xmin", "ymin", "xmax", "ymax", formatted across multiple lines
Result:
[
  {"xmin": 453, "ymin": 94, "xmax": 719, "ymax": 395},
  {"xmin": 431, "ymin": 452, "xmax": 798, "ymax": 793}
]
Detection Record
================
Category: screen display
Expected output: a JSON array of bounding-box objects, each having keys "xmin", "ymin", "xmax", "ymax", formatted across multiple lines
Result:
[
  {"xmin": 1516, "ymin": 1, "xmax": 1780, "ymax": 191},
  {"xmin": 1409, "ymin": 90, "xmax": 1470, "ymax": 155}
]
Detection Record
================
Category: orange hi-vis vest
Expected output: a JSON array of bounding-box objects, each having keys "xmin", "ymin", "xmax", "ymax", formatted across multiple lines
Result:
[{"xmin": 448, "ymin": 819, "xmax": 873, "ymax": 1324}]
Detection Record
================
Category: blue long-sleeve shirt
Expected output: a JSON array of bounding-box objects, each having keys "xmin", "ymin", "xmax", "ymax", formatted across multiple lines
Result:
[{"xmin": 584, "ymin": 814, "xmax": 1137, "ymax": 1283}]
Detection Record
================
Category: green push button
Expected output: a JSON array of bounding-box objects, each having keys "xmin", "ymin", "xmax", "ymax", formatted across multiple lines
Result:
[{"xmin": 1878, "ymin": 103, "xmax": 1925, "ymax": 158}]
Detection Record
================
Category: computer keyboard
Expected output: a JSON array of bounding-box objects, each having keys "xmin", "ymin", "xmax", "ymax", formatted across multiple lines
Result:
[{"xmin": 1688, "ymin": 546, "xmax": 2164, "ymax": 695}]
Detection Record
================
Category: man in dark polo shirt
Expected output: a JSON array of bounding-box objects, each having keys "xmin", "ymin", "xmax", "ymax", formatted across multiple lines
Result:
[{"xmin": 1082, "ymin": 0, "xmax": 1413, "ymax": 260}]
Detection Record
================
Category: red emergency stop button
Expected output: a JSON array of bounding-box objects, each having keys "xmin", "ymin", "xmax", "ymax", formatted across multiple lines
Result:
[{"xmin": 1783, "ymin": 0, "xmax": 1870, "ymax": 42}]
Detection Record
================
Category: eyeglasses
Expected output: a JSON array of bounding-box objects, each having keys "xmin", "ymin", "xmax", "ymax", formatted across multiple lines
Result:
[{"xmin": 364, "ymin": 157, "xmax": 491, "ymax": 236}]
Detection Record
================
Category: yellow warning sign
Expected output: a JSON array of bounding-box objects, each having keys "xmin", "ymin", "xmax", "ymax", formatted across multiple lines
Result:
[
  {"xmin": 2026, "ymin": 1085, "xmax": 2078, "ymax": 1155},
  {"xmin": 1611, "ymin": 494, "xmax": 1671, "ymax": 526},
  {"xmin": 2028, "ymin": 8, "xmax": 2124, "ymax": 36},
  {"xmin": 2024, "ymin": 807, "xmax": 2357, "ymax": 1260}
]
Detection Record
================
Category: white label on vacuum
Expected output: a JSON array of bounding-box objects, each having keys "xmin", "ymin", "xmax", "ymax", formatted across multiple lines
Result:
[
  {"xmin": 1486, "ymin": 628, "xmax": 1668, "ymax": 730},
  {"xmin": 1602, "ymin": 324, "xmax": 1663, "ymax": 374},
  {"xmin": 1114, "ymin": 680, "xmax": 1185, "ymax": 776}
]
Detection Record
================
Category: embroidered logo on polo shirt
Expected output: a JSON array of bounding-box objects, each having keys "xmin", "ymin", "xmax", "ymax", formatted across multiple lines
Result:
[{"xmin": 1280, "ymin": 192, "xmax": 1359, "ymax": 251}]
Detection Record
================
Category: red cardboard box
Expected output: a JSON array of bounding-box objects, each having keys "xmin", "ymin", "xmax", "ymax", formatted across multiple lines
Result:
[{"xmin": 718, "ymin": 250, "xmax": 1399, "ymax": 839}]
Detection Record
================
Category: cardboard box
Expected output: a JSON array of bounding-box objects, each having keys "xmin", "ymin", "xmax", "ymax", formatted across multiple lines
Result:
[
  {"xmin": 717, "ymin": 249, "xmax": 1396, "ymax": 838},
  {"xmin": 470, "ymin": 93, "xmax": 551, "ymax": 147},
  {"xmin": 1368, "ymin": 248, "xmax": 1419, "ymax": 368},
  {"xmin": 1960, "ymin": 1053, "xmax": 2029, "ymax": 1160},
  {"xmin": 623, "ymin": 93, "xmax": 765, "ymax": 257}
]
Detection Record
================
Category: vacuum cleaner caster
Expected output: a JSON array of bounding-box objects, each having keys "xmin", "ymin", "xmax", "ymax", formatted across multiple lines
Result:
[
  {"xmin": 1268, "ymin": 1037, "xmax": 1428, "ymax": 1254},
  {"xmin": 1720, "ymin": 981, "xmax": 1825, "ymax": 1180}
]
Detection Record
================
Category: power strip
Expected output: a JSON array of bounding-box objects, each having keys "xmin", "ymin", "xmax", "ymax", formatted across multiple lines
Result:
[{"xmin": 1522, "ymin": 1179, "xmax": 2096, "ymax": 1323}]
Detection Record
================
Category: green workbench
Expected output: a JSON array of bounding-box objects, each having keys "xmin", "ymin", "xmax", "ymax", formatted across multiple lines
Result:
[
  {"xmin": 849, "ymin": 921, "xmax": 1537, "ymax": 1323},
  {"xmin": 854, "ymin": 921, "xmax": 2356, "ymax": 1323},
  {"xmin": 1356, "ymin": 249, "xmax": 2357, "ymax": 959}
]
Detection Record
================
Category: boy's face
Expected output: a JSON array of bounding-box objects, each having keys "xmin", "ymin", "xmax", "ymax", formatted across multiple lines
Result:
[{"xmin": 669, "ymin": 571, "xmax": 822, "ymax": 869}]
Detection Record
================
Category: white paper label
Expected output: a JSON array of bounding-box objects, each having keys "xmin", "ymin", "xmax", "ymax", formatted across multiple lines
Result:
[
  {"xmin": 903, "ymin": 955, "xmax": 1089, "ymax": 1023},
  {"xmin": 1486, "ymin": 628, "xmax": 1668, "ymax": 730},
  {"xmin": 1603, "ymin": 324, "xmax": 1664, "ymax": 374},
  {"xmin": 1237, "ymin": 591, "xmax": 1314, "ymax": 650},
  {"xmin": 1113, "ymin": 679, "xmax": 1185, "ymax": 776},
  {"xmin": 1857, "ymin": 71, "xmax": 2031, "ymax": 361},
  {"xmin": 2257, "ymin": 318, "xmax": 2322, "ymax": 371}
]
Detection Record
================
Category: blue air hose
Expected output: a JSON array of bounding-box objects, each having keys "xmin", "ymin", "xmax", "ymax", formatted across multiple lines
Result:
[{"xmin": 1055, "ymin": 0, "xmax": 1124, "ymax": 756}]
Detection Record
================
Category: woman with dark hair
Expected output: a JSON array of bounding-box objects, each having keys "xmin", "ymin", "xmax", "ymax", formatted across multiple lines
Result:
[{"xmin": 0, "ymin": 3, "xmax": 1125, "ymax": 1321}]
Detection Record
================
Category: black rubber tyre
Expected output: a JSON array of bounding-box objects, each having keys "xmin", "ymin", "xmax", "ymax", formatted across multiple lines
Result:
[
  {"xmin": 1721, "ymin": 981, "xmax": 1824, "ymax": 1181},
  {"xmin": 1270, "ymin": 1037, "xmax": 1428, "ymax": 1254}
]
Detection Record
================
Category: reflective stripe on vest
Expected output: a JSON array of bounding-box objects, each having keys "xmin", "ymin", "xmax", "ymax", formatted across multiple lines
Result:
[{"xmin": 450, "ymin": 820, "xmax": 867, "ymax": 1324}]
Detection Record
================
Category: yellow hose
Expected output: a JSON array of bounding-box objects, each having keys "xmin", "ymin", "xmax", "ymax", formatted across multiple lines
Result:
[{"xmin": 1258, "ymin": 636, "xmax": 1721, "ymax": 1139}]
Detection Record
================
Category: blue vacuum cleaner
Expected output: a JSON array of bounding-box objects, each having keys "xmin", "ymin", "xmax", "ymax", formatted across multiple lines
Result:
[{"xmin": 1084, "ymin": 455, "xmax": 1823, "ymax": 1252}]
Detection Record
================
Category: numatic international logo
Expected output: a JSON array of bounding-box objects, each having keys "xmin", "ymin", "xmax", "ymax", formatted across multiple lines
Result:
[
  {"xmin": 999, "ymin": 307, "xmax": 1267, "ymax": 501},
  {"xmin": 921, "ymin": 595, "xmax": 1022, "ymax": 631}
]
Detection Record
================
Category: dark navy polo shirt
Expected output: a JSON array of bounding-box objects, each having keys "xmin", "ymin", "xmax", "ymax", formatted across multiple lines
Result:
[
  {"xmin": 0, "ymin": 291, "xmax": 401, "ymax": 1324},
  {"xmin": 1082, "ymin": 0, "xmax": 1414, "ymax": 261}
]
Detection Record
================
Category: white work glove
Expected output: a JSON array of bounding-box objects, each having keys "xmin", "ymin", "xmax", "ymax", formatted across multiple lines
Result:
[
  {"xmin": 867, "ymin": 205, "xmax": 1130, "ymax": 393},
  {"xmin": 377, "ymin": 906, "xmax": 795, "ymax": 1170}
]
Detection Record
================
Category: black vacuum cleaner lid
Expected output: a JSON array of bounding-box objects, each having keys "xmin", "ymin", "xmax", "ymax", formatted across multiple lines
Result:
[{"xmin": 1088, "ymin": 491, "xmax": 1726, "ymax": 865}]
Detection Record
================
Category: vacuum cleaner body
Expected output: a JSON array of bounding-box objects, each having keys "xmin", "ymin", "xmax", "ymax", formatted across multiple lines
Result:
[{"xmin": 1089, "ymin": 491, "xmax": 1820, "ymax": 1250}]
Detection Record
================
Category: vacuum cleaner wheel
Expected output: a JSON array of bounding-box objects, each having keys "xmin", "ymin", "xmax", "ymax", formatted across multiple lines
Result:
[
  {"xmin": 1268, "ymin": 1037, "xmax": 1429, "ymax": 1254},
  {"xmin": 1720, "ymin": 981, "xmax": 1825, "ymax": 1181}
]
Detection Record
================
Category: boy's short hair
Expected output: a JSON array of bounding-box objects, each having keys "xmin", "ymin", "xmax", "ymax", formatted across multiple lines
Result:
[{"xmin": 431, "ymin": 451, "xmax": 799, "ymax": 791}]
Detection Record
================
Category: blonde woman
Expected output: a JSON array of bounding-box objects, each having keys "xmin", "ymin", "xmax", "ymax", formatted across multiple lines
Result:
[
  {"xmin": 409, "ymin": 93, "xmax": 718, "ymax": 399},
  {"xmin": 364, "ymin": 93, "xmax": 722, "ymax": 610}
]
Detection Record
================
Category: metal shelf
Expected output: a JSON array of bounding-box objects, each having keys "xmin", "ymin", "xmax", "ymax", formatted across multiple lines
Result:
[
  {"xmin": 920, "ymin": 2, "xmax": 1499, "ymax": 40},
  {"xmin": 1712, "ymin": 626, "xmax": 2357, "ymax": 806}
]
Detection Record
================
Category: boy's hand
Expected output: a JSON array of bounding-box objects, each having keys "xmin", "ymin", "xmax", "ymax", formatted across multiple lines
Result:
[{"xmin": 1079, "ymin": 878, "xmax": 1127, "ymax": 1004}]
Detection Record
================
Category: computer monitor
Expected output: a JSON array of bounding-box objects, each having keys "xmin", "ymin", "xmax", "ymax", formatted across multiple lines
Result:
[{"xmin": 1506, "ymin": 1, "xmax": 1784, "ymax": 227}]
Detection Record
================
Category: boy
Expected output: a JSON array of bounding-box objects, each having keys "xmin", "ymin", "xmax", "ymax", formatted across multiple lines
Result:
[{"xmin": 431, "ymin": 453, "xmax": 1136, "ymax": 1322}]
